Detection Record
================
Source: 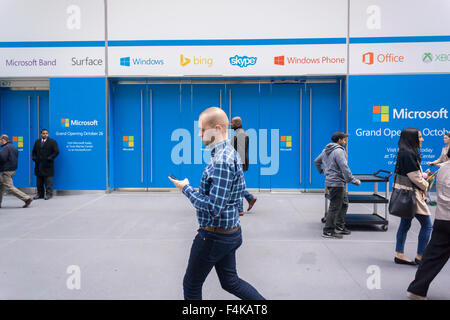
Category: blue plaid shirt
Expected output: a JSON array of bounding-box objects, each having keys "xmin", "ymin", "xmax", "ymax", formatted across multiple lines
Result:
[{"xmin": 182, "ymin": 140, "xmax": 245, "ymax": 229}]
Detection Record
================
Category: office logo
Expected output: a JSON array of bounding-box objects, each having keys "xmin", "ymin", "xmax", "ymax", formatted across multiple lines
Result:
[
  {"xmin": 120, "ymin": 57, "xmax": 131, "ymax": 67},
  {"xmin": 363, "ymin": 52, "xmax": 404, "ymax": 65},
  {"xmin": 274, "ymin": 56, "xmax": 285, "ymax": 66},
  {"xmin": 363, "ymin": 52, "xmax": 374, "ymax": 65},
  {"xmin": 229, "ymin": 55, "xmax": 257, "ymax": 68},
  {"xmin": 280, "ymin": 136, "xmax": 292, "ymax": 148},
  {"xmin": 423, "ymin": 53, "xmax": 433, "ymax": 63},
  {"xmin": 12, "ymin": 136, "xmax": 24, "ymax": 148},
  {"xmin": 372, "ymin": 106, "xmax": 389, "ymax": 122},
  {"xmin": 180, "ymin": 54, "xmax": 191, "ymax": 67},
  {"xmin": 61, "ymin": 118, "xmax": 70, "ymax": 127},
  {"xmin": 180, "ymin": 54, "xmax": 213, "ymax": 67},
  {"xmin": 123, "ymin": 136, "xmax": 134, "ymax": 148}
]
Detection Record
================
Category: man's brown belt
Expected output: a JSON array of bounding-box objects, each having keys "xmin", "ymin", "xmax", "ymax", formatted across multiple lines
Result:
[{"xmin": 200, "ymin": 225, "xmax": 240, "ymax": 233}]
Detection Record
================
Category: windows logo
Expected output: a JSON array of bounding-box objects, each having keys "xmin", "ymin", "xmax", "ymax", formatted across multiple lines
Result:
[
  {"xmin": 372, "ymin": 106, "xmax": 389, "ymax": 122},
  {"xmin": 12, "ymin": 136, "xmax": 23, "ymax": 148},
  {"xmin": 280, "ymin": 136, "xmax": 292, "ymax": 148},
  {"xmin": 61, "ymin": 118, "xmax": 69, "ymax": 127},
  {"xmin": 120, "ymin": 57, "xmax": 131, "ymax": 67},
  {"xmin": 123, "ymin": 136, "xmax": 134, "ymax": 147}
]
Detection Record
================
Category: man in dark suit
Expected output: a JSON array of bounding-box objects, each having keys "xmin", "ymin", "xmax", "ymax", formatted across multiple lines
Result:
[
  {"xmin": 231, "ymin": 117, "xmax": 257, "ymax": 216},
  {"xmin": 32, "ymin": 129, "xmax": 59, "ymax": 200}
]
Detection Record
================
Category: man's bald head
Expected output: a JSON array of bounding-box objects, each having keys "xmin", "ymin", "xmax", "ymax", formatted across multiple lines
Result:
[
  {"xmin": 198, "ymin": 107, "xmax": 229, "ymax": 146},
  {"xmin": 231, "ymin": 117, "xmax": 242, "ymax": 130},
  {"xmin": 200, "ymin": 107, "xmax": 229, "ymax": 129}
]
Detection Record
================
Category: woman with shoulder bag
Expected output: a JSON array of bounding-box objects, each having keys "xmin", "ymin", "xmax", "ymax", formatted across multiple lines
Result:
[{"xmin": 393, "ymin": 128, "xmax": 433, "ymax": 266}]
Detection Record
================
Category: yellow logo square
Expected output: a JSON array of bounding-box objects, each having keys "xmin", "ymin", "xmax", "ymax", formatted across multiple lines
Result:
[
  {"xmin": 129, "ymin": 141, "xmax": 134, "ymax": 147},
  {"xmin": 381, "ymin": 114, "xmax": 389, "ymax": 122}
]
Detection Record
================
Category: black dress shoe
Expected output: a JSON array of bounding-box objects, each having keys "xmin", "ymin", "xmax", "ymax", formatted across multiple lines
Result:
[
  {"xmin": 44, "ymin": 195, "xmax": 52, "ymax": 200},
  {"xmin": 33, "ymin": 195, "xmax": 44, "ymax": 200},
  {"xmin": 415, "ymin": 258, "xmax": 422, "ymax": 265},
  {"xmin": 394, "ymin": 257, "xmax": 417, "ymax": 265},
  {"xmin": 247, "ymin": 198, "xmax": 257, "ymax": 211},
  {"xmin": 23, "ymin": 198, "xmax": 32, "ymax": 208}
]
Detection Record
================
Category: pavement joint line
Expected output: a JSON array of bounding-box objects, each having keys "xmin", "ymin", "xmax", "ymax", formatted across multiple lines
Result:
[
  {"xmin": 322, "ymin": 241, "xmax": 371, "ymax": 299},
  {"xmin": 0, "ymin": 194, "xmax": 107, "ymax": 250}
]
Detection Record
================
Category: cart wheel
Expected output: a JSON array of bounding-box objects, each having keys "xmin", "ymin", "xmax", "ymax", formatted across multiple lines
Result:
[
  {"xmin": 381, "ymin": 225, "xmax": 388, "ymax": 231},
  {"xmin": 321, "ymin": 217, "xmax": 326, "ymax": 223}
]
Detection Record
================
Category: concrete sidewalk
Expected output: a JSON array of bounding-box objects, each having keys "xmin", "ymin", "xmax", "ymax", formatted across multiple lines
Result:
[{"xmin": 0, "ymin": 192, "xmax": 448, "ymax": 300}]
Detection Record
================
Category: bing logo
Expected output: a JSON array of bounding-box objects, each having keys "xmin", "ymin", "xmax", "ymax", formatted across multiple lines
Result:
[
  {"xmin": 280, "ymin": 136, "xmax": 292, "ymax": 148},
  {"xmin": 61, "ymin": 118, "xmax": 70, "ymax": 127},
  {"xmin": 12, "ymin": 136, "xmax": 23, "ymax": 148},
  {"xmin": 123, "ymin": 136, "xmax": 134, "ymax": 148},
  {"xmin": 372, "ymin": 106, "xmax": 389, "ymax": 122}
]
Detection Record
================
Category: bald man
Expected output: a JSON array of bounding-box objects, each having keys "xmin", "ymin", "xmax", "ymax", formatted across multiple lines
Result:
[
  {"xmin": 169, "ymin": 107, "xmax": 265, "ymax": 300},
  {"xmin": 231, "ymin": 117, "xmax": 257, "ymax": 216}
]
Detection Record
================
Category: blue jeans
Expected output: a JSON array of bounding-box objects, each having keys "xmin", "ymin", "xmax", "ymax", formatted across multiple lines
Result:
[
  {"xmin": 183, "ymin": 227, "xmax": 265, "ymax": 300},
  {"xmin": 396, "ymin": 214, "xmax": 433, "ymax": 256}
]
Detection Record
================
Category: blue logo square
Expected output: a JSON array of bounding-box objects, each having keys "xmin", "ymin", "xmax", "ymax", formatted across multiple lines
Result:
[
  {"xmin": 123, "ymin": 141, "xmax": 129, "ymax": 147},
  {"xmin": 372, "ymin": 114, "xmax": 381, "ymax": 122},
  {"xmin": 280, "ymin": 141, "xmax": 286, "ymax": 148},
  {"xmin": 120, "ymin": 57, "xmax": 130, "ymax": 67}
]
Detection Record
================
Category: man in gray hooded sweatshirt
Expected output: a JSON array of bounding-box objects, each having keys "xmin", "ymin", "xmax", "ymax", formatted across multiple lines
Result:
[{"xmin": 314, "ymin": 132, "xmax": 361, "ymax": 239}]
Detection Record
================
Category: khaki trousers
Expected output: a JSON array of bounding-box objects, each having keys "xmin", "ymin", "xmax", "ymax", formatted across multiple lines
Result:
[{"xmin": 0, "ymin": 171, "xmax": 30, "ymax": 204}]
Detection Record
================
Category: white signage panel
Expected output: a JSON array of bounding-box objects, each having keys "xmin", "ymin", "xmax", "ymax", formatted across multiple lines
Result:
[
  {"xmin": 0, "ymin": 47, "xmax": 105, "ymax": 77},
  {"xmin": 350, "ymin": 42, "xmax": 450, "ymax": 74},
  {"xmin": 108, "ymin": 0, "xmax": 348, "ymax": 40},
  {"xmin": 350, "ymin": 0, "xmax": 450, "ymax": 37},
  {"xmin": 0, "ymin": 0, "xmax": 105, "ymax": 41},
  {"xmin": 108, "ymin": 45, "xmax": 347, "ymax": 77}
]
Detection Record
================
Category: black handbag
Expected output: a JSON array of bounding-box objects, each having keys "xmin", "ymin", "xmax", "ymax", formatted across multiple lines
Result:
[{"xmin": 388, "ymin": 162, "xmax": 417, "ymax": 219}]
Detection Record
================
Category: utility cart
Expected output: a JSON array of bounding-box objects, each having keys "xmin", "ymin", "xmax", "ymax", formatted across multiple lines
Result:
[{"xmin": 322, "ymin": 170, "xmax": 392, "ymax": 231}]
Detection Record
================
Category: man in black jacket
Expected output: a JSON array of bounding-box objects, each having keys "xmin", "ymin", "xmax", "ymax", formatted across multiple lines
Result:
[
  {"xmin": 0, "ymin": 135, "xmax": 32, "ymax": 208},
  {"xmin": 231, "ymin": 117, "xmax": 257, "ymax": 216},
  {"xmin": 32, "ymin": 129, "xmax": 59, "ymax": 200}
]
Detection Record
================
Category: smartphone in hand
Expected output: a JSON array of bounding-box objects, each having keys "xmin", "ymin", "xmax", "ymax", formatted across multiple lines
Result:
[{"xmin": 169, "ymin": 174, "xmax": 178, "ymax": 180}]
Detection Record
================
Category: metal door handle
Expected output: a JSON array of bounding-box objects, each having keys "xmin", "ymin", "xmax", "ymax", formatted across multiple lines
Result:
[
  {"xmin": 150, "ymin": 89, "xmax": 153, "ymax": 183},
  {"xmin": 140, "ymin": 89, "xmax": 144, "ymax": 183},
  {"xmin": 229, "ymin": 89, "xmax": 232, "ymax": 120},
  {"xmin": 299, "ymin": 89, "xmax": 302, "ymax": 184},
  {"xmin": 37, "ymin": 95, "xmax": 40, "ymax": 137},
  {"xmin": 28, "ymin": 96, "xmax": 31, "ymax": 185},
  {"xmin": 309, "ymin": 88, "xmax": 312, "ymax": 184},
  {"xmin": 219, "ymin": 89, "xmax": 222, "ymax": 108}
]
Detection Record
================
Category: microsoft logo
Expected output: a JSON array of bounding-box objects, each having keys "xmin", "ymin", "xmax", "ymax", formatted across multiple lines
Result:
[
  {"xmin": 123, "ymin": 136, "xmax": 134, "ymax": 147},
  {"xmin": 373, "ymin": 106, "xmax": 389, "ymax": 122},
  {"xmin": 12, "ymin": 136, "xmax": 23, "ymax": 148},
  {"xmin": 280, "ymin": 136, "xmax": 292, "ymax": 148},
  {"xmin": 274, "ymin": 56, "xmax": 285, "ymax": 66},
  {"xmin": 61, "ymin": 118, "xmax": 69, "ymax": 127},
  {"xmin": 120, "ymin": 57, "xmax": 131, "ymax": 67}
]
